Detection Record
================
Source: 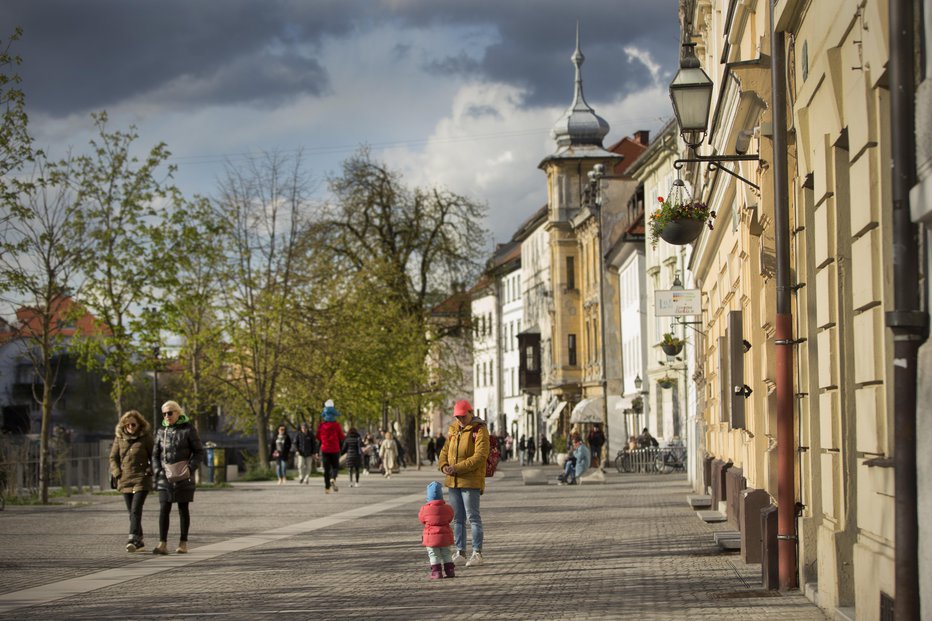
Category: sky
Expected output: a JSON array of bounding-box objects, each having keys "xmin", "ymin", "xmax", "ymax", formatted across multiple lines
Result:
[{"xmin": 3, "ymin": 0, "xmax": 680, "ymax": 248}]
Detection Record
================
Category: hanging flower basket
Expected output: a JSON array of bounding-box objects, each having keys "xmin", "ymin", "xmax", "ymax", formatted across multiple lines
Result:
[
  {"xmin": 660, "ymin": 333, "xmax": 685, "ymax": 356},
  {"xmin": 649, "ymin": 179, "xmax": 715, "ymax": 247},
  {"xmin": 657, "ymin": 376, "xmax": 675, "ymax": 390}
]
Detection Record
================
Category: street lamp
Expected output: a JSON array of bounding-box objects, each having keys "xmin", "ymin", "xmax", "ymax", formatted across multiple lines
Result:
[
  {"xmin": 668, "ymin": 42, "xmax": 761, "ymax": 189},
  {"xmin": 669, "ymin": 43, "xmax": 713, "ymax": 148}
]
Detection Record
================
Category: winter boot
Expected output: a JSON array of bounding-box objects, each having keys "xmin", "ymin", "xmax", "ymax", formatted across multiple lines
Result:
[
  {"xmin": 443, "ymin": 562, "xmax": 456, "ymax": 578},
  {"xmin": 176, "ymin": 541, "xmax": 188, "ymax": 554},
  {"xmin": 152, "ymin": 541, "xmax": 168, "ymax": 555},
  {"xmin": 430, "ymin": 564, "xmax": 443, "ymax": 580}
]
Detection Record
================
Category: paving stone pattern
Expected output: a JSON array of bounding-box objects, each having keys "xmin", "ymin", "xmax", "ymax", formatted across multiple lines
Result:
[{"xmin": 0, "ymin": 462, "xmax": 827, "ymax": 620}]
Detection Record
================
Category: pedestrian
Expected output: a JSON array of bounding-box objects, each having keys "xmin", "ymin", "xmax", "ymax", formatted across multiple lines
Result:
[
  {"xmin": 293, "ymin": 422, "xmax": 317, "ymax": 484},
  {"xmin": 317, "ymin": 400, "xmax": 345, "ymax": 494},
  {"xmin": 637, "ymin": 427, "xmax": 659, "ymax": 448},
  {"xmin": 395, "ymin": 435, "xmax": 407, "ymax": 469},
  {"xmin": 539, "ymin": 434, "xmax": 552, "ymax": 465},
  {"xmin": 504, "ymin": 435, "xmax": 513, "ymax": 461},
  {"xmin": 434, "ymin": 431, "xmax": 445, "ymax": 456},
  {"xmin": 587, "ymin": 424, "xmax": 605, "ymax": 469},
  {"xmin": 363, "ymin": 434, "xmax": 377, "ymax": 474},
  {"xmin": 438, "ymin": 399, "xmax": 490, "ymax": 568},
  {"xmin": 379, "ymin": 431, "xmax": 398, "ymax": 477},
  {"xmin": 418, "ymin": 481, "xmax": 456, "ymax": 579},
  {"xmin": 342, "ymin": 427, "xmax": 363, "ymax": 487},
  {"xmin": 559, "ymin": 436, "xmax": 591, "ymax": 485},
  {"xmin": 152, "ymin": 400, "xmax": 205, "ymax": 555},
  {"xmin": 526, "ymin": 435, "xmax": 536, "ymax": 465},
  {"xmin": 270, "ymin": 423, "xmax": 291, "ymax": 485},
  {"xmin": 426, "ymin": 436, "xmax": 436, "ymax": 465},
  {"xmin": 109, "ymin": 409, "xmax": 153, "ymax": 553},
  {"xmin": 518, "ymin": 434, "xmax": 526, "ymax": 466}
]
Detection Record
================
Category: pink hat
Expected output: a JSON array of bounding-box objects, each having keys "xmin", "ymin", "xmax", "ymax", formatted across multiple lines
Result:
[{"xmin": 453, "ymin": 400, "xmax": 473, "ymax": 417}]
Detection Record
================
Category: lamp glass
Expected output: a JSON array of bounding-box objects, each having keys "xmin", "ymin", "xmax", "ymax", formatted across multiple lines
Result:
[
  {"xmin": 669, "ymin": 45, "xmax": 713, "ymax": 143},
  {"xmin": 634, "ymin": 374, "xmax": 643, "ymax": 390}
]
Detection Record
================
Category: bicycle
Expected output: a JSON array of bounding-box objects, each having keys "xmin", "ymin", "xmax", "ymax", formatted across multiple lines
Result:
[
  {"xmin": 653, "ymin": 447, "xmax": 687, "ymax": 474},
  {"xmin": 614, "ymin": 450, "xmax": 634, "ymax": 473}
]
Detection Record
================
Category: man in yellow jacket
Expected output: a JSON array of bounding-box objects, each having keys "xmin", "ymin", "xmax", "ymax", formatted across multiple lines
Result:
[{"xmin": 438, "ymin": 399, "xmax": 490, "ymax": 568}]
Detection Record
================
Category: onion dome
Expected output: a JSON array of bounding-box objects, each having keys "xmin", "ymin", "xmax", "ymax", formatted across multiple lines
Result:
[{"xmin": 551, "ymin": 24, "xmax": 610, "ymax": 148}]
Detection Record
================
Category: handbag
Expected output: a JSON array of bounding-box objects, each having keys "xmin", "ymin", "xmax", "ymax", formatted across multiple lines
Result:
[
  {"xmin": 109, "ymin": 475, "xmax": 118, "ymax": 490},
  {"xmin": 164, "ymin": 460, "xmax": 191, "ymax": 483},
  {"xmin": 271, "ymin": 450, "xmax": 281, "ymax": 460}
]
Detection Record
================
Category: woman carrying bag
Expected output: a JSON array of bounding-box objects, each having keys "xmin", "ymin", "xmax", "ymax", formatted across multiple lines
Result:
[{"xmin": 152, "ymin": 400, "xmax": 205, "ymax": 555}]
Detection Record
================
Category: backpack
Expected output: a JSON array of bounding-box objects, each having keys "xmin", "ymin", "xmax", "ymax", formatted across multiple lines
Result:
[{"xmin": 471, "ymin": 425, "xmax": 501, "ymax": 477}]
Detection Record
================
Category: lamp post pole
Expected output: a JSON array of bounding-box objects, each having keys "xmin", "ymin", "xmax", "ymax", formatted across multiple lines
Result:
[{"xmin": 588, "ymin": 165, "xmax": 612, "ymax": 466}]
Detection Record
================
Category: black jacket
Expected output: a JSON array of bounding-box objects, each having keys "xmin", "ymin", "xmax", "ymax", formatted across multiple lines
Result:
[
  {"xmin": 293, "ymin": 429, "xmax": 317, "ymax": 456},
  {"xmin": 153, "ymin": 417, "xmax": 205, "ymax": 502},
  {"xmin": 270, "ymin": 433, "xmax": 292, "ymax": 462},
  {"xmin": 341, "ymin": 432, "xmax": 363, "ymax": 467}
]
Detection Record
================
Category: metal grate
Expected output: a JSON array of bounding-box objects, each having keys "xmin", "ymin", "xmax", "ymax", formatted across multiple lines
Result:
[
  {"xmin": 879, "ymin": 592, "xmax": 894, "ymax": 621},
  {"xmin": 708, "ymin": 589, "xmax": 782, "ymax": 600}
]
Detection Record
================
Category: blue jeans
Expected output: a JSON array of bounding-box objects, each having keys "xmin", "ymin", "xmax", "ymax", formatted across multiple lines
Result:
[
  {"xmin": 447, "ymin": 487, "xmax": 482, "ymax": 553},
  {"xmin": 275, "ymin": 459, "xmax": 287, "ymax": 479}
]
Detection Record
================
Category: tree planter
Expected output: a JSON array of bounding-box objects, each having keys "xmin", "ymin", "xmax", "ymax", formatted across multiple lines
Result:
[
  {"xmin": 661, "ymin": 342, "xmax": 684, "ymax": 356},
  {"xmin": 658, "ymin": 218, "xmax": 705, "ymax": 245}
]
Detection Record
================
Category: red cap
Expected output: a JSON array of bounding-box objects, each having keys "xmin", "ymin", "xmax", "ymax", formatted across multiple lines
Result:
[{"xmin": 453, "ymin": 400, "xmax": 473, "ymax": 417}]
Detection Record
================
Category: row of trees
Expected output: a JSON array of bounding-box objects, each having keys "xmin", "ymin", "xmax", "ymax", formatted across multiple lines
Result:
[{"xmin": 0, "ymin": 30, "xmax": 487, "ymax": 502}]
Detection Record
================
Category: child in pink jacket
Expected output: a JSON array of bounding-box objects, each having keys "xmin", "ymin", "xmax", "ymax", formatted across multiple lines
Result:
[{"xmin": 418, "ymin": 481, "xmax": 455, "ymax": 579}]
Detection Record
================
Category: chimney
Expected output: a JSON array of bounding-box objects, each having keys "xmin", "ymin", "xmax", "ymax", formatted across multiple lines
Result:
[{"xmin": 634, "ymin": 130, "xmax": 650, "ymax": 145}]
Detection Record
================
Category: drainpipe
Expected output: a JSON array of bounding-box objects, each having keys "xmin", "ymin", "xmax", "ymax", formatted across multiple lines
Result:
[
  {"xmin": 887, "ymin": 1, "xmax": 927, "ymax": 619},
  {"xmin": 770, "ymin": 4, "xmax": 798, "ymax": 590}
]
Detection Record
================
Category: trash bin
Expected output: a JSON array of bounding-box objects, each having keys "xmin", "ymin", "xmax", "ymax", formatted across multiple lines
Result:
[{"xmin": 213, "ymin": 447, "xmax": 226, "ymax": 483}]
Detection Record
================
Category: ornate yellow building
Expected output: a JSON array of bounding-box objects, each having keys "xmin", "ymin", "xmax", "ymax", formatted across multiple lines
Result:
[{"xmin": 679, "ymin": 1, "xmax": 925, "ymax": 618}]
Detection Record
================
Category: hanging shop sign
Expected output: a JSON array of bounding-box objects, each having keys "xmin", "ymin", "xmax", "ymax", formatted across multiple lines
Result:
[{"xmin": 655, "ymin": 288, "xmax": 702, "ymax": 316}]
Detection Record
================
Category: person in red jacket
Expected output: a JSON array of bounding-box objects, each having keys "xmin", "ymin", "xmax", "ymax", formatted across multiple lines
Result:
[
  {"xmin": 418, "ymin": 481, "xmax": 455, "ymax": 579},
  {"xmin": 316, "ymin": 400, "xmax": 345, "ymax": 494}
]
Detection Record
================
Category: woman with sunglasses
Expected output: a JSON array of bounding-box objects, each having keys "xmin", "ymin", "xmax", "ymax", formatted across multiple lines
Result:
[
  {"xmin": 109, "ymin": 410, "xmax": 154, "ymax": 553},
  {"xmin": 152, "ymin": 400, "xmax": 204, "ymax": 555}
]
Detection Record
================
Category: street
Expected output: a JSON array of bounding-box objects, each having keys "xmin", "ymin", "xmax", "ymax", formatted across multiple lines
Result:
[{"xmin": 0, "ymin": 461, "xmax": 827, "ymax": 620}]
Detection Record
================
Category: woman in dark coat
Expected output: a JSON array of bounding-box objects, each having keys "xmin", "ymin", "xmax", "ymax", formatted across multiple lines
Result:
[
  {"xmin": 109, "ymin": 409, "xmax": 153, "ymax": 553},
  {"xmin": 341, "ymin": 427, "xmax": 363, "ymax": 487},
  {"xmin": 152, "ymin": 400, "xmax": 204, "ymax": 555}
]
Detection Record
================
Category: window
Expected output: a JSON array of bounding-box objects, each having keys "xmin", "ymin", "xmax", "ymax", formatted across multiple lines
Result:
[
  {"xmin": 568, "ymin": 334, "xmax": 577, "ymax": 366},
  {"xmin": 566, "ymin": 256, "xmax": 576, "ymax": 290}
]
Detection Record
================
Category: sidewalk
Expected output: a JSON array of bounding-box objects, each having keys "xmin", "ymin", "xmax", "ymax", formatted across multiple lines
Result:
[{"xmin": 0, "ymin": 461, "xmax": 827, "ymax": 620}]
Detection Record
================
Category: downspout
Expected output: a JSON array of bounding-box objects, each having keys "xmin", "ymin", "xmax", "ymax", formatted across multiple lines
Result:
[
  {"xmin": 887, "ymin": 1, "xmax": 927, "ymax": 619},
  {"xmin": 770, "ymin": 3, "xmax": 798, "ymax": 590}
]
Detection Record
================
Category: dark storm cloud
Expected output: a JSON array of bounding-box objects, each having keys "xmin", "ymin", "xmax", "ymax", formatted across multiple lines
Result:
[
  {"xmin": 1, "ymin": 0, "xmax": 357, "ymax": 115},
  {"xmin": 2, "ymin": 0, "xmax": 678, "ymax": 118}
]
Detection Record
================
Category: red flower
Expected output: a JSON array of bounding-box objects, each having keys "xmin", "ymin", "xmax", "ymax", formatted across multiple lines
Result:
[{"xmin": 657, "ymin": 196, "xmax": 665, "ymax": 203}]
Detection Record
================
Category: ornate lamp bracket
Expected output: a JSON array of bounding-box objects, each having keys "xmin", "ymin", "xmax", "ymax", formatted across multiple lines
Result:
[{"xmin": 673, "ymin": 152, "xmax": 761, "ymax": 190}]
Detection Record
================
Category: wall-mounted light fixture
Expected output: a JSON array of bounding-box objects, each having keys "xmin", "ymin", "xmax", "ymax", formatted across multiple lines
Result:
[
  {"xmin": 669, "ymin": 42, "xmax": 761, "ymax": 190},
  {"xmin": 742, "ymin": 339, "xmax": 752, "ymax": 353},
  {"xmin": 734, "ymin": 384, "xmax": 753, "ymax": 398}
]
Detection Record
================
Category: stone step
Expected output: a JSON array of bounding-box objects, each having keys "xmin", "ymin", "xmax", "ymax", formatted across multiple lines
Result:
[
  {"xmin": 578, "ymin": 469, "xmax": 606, "ymax": 485},
  {"xmin": 521, "ymin": 468, "xmax": 549, "ymax": 485},
  {"xmin": 687, "ymin": 494, "xmax": 712, "ymax": 508},
  {"xmin": 696, "ymin": 510, "xmax": 727, "ymax": 523}
]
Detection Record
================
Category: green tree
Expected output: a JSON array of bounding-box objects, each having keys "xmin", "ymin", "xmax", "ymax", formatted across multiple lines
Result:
[
  {"xmin": 69, "ymin": 112, "xmax": 187, "ymax": 417},
  {"xmin": 0, "ymin": 27, "xmax": 33, "ymax": 202},
  {"xmin": 319, "ymin": 148, "xmax": 487, "ymax": 458},
  {"xmin": 0, "ymin": 157, "xmax": 87, "ymax": 503},
  {"xmin": 211, "ymin": 151, "xmax": 316, "ymax": 462}
]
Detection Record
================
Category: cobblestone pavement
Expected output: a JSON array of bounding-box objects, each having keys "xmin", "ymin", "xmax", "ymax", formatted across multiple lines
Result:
[{"xmin": 0, "ymin": 461, "xmax": 827, "ymax": 620}]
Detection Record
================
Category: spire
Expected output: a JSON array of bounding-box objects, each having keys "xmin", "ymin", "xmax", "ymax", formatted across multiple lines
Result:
[{"xmin": 551, "ymin": 22, "xmax": 610, "ymax": 149}]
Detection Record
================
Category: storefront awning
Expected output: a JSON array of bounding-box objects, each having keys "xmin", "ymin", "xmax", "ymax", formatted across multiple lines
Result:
[
  {"xmin": 546, "ymin": 400, "xmax": 567, "ymax": 425},
  {"xmin": 570, "ymin": 396, "xmax": 629, "ymax": 423}
]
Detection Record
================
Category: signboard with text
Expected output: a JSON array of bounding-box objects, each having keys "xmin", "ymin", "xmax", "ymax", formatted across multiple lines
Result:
[{"xmin": 655, "ymin": 288, "xmax": 702, "ymax": 317}]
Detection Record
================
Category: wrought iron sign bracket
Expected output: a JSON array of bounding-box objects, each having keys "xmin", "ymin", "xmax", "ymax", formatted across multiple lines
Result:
[{"xmin": 673, "ymin": 153, "xmax": 761, "ymax": 190}]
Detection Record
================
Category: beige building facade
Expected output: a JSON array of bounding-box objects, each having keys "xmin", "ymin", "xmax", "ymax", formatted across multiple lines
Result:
[{"xmin": 679, "ymin": 0, "xmax": 923, "ymax": 618}]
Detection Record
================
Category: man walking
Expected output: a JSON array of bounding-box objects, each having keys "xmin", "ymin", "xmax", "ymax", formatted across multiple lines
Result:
[{"xmin": 293, "ymin": 422, "xmax": 317, "ymax": 484}]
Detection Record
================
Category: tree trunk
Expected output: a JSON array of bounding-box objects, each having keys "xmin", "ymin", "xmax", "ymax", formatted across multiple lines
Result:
[{"xmin": 39, "ymin": 380, "xmax": 53, "ymax": 504}]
